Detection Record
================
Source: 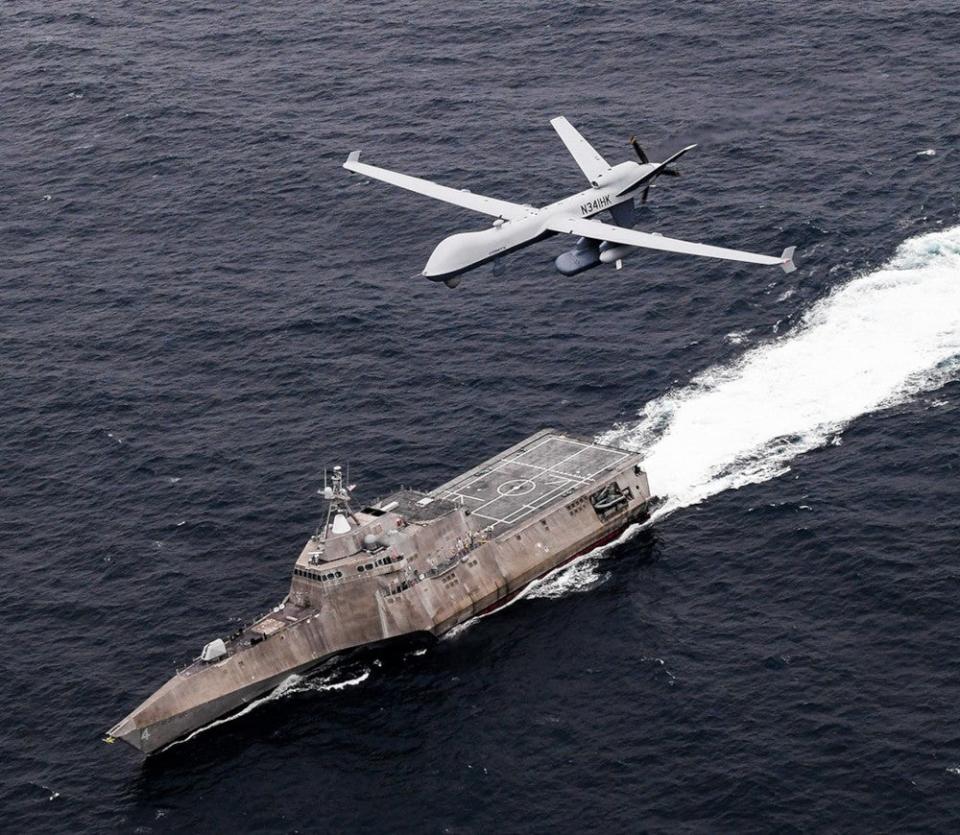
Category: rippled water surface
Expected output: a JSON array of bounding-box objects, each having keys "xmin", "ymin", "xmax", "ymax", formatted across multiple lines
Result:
[{"xmin": 3, "ymin": 1, "xmax": 960, "ymax": 831}]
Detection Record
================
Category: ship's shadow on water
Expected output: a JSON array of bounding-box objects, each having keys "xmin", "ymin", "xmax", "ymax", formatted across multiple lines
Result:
[{"xmin": 132, "ymin": 530, "xmax": 662, "ymax": 785}]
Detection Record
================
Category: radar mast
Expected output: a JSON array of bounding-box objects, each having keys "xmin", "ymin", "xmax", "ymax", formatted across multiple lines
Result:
[{"xmin": 320, "ymin": 465, "xmax": 358, "ymax": 539}]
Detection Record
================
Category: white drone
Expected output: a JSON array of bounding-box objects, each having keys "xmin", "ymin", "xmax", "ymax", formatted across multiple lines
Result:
[{"xmin": 344, "ymin": 116, "xmax": 795, "ymax": 287}]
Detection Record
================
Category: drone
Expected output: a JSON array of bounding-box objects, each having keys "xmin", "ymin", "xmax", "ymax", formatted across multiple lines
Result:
[{"xmin": 344, "ymin": 116, "xmax": 795, "ymax": 287}]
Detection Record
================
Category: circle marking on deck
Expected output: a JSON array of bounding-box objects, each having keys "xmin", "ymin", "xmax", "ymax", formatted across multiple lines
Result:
[{"xmin": 496, "ymin": 478, "xmax": 536, "ymax": 497}]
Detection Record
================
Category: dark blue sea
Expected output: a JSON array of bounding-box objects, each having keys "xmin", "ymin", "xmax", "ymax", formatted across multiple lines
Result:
[{"xmin": 3, "ymin": 1, "xmax": 960, "ymax": 831}]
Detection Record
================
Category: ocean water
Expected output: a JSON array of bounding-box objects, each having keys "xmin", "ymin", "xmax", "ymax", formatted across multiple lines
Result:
[{"xmin": 2, "ymin": 1, "xmax": 960, "ymax": 831}]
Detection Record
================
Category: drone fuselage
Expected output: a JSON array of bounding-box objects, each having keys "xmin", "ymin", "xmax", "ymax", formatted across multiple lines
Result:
[{"xmin": 422, "ymin": 161, "xmax": 646, "ymax": 281}]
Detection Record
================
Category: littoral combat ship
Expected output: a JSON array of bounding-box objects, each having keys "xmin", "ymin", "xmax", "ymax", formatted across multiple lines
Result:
[{"xmin": 108, "ymin": 430, "xmax": 653, "ymax": 753}]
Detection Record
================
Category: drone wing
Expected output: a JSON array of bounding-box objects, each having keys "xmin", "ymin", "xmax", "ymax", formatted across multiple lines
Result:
[
  {"xmin": 545, "ymin": 215, "xmax": 796, "ymax": 272},
  {"xmin": 550, "ymin": 116, "xmax": 610, "ymax": 184},
  {"xmin": 343, "ymin": 151, "xmax": 529, "ymax": 221}
]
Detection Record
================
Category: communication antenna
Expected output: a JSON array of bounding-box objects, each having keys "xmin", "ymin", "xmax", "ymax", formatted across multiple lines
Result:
[{"xmin": 318, "ymin": 464, "xmax": 359, "ymax": 540}]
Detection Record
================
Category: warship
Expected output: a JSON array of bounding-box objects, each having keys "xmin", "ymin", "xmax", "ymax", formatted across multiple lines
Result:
[{"xmin": 107, "ymin": 429, "xmax": 654, "ymax": 754}]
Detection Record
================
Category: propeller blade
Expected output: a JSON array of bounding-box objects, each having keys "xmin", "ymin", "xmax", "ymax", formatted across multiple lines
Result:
[
  {"xmin": 641, "ymin": 185, "xmax": 650, "ymax": 204},
  {"xmin": 618, "ymin": 144, "xmax": 695, "ymax": 198},
  {"xmin": 629, "ymin": 136, "xmax": 649, "ymax": 164}
]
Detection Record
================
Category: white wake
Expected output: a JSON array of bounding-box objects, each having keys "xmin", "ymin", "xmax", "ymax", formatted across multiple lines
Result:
[{"xmin": 599, "ymin": 224, "xmax": 960, "ymax": 515}]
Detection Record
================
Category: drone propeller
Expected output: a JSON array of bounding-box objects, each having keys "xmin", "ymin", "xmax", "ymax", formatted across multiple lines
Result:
[
  {"xmin": 631, "ymin": 135, "xmax": 684, "ymax": 203},
  {"xmin": 629, "ymin": 136, "xmax": 649, "ymax": 164}
]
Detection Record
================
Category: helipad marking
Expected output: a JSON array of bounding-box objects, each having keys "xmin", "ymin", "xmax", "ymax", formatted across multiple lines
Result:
[
  {"xmin": 497, "ymin": 479, "xmax": 536, "ymax": 497},
  {"xmin": 437, "ymin": 436, "xmax": 631, "ymax": 529}
]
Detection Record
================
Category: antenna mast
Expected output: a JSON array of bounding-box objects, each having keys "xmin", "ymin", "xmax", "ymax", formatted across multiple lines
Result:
[{"xmin": 319, "ymin": 465, "xmax": 358, "ymax": 539}]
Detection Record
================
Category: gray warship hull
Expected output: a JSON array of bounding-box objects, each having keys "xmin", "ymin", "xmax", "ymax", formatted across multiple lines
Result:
[{"xmin": 108, "ymin": 430, "xmax": 654, "ymax": 754}]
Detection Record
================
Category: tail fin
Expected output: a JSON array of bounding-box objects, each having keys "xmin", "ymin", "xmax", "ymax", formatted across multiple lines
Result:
[
  {"xmin": 616, "ymin": 144, "xmax": 697, "ymax": 197},
  {"xmin": 550, "ymin": 116, "xmax": 610, "ymax": 185}
]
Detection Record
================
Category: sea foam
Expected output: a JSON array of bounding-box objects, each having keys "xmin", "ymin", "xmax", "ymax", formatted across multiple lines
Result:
[{"xmin": 599, "ymin": 224, "xmax": 960, "ymax": 515}]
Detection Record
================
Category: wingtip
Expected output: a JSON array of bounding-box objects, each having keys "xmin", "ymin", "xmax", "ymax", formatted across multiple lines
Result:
[
  {"xmin": 344, "ymin": 150, "xmax": 361, "ymax": 168},
  {"xmin": 780, "ymin": 245, "xmax": 797, "ymax": 273}
]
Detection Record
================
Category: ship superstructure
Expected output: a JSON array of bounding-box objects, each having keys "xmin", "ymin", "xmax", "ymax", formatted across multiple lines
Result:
[{"xmin": 108, "ymin": 429, "xmax": 653, "ymax": 754}]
